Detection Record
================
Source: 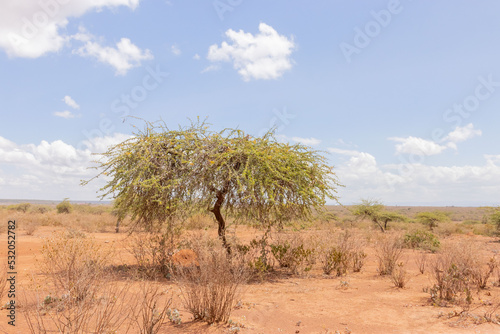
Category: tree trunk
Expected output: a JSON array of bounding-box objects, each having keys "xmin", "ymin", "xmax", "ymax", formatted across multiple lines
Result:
[
  {"xmin": 115, "ymin": 217, "xmax": 122, "ymax": 233},
  {"xmin": 374, "ymin": 218, "xmax": 385, "ymax": 232},
  {"xmin": 211, "ymin": 190, "xmax": 231, "ymax": 254}
]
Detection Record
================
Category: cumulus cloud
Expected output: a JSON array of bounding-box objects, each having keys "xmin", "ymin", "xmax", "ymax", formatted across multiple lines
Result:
[
  {"xmin": 444, "ymin": 123, "xmax": 482, "ymax": 149},
  {"xmin": 63, "ymin": 95, "xmax": 79, "ymax": 109},
  {"xmin": 0, "ymin": 0, "xmax": 140, "ymax": 58},
  {"xmin": 389, "ymin": 124, "xmax": 483, "ymax": 155},
  {"xmin": 193, "ymin": 53, "xmax": 200, "ymax": 60},
  {"xmin": 0, "ymin": 133, "xmax": 132, "ymax": 200},
  {"xmin": 53, "ymin": 110, "xmax": 78, "ymax": 119},
  {"xmin": 73, "ymin": 33, "xmax": 153, "ymax": 75},
  {"xmin": 328, "ymin": 147, "xmax": 500, "ymax": 205},
  {"xmin": 389, "ymin": 136, "xmax": 448, "ymax": 156},
  {"xmin": 207, "ymin": 23, "xmax": 296, "ymax": 81}
]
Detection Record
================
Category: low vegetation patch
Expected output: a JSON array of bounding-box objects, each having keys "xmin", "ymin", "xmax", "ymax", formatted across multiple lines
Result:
[{"xmin": 403, "ymin": 229, "xmax": 440, "ymax": 252}]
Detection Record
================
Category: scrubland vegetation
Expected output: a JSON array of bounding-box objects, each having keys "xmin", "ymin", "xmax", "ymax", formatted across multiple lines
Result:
[{"xmin": 2, "ymin": 201, "xmax": 500, "ymax": 333}]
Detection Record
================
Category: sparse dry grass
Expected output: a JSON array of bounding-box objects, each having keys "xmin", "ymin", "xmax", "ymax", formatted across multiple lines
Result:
[
  {"xmin": 375, "ymin": 233, "xmax": 404, "ymax": 276},
  {"xmin": 174, "ymin": 236, "xmax": 248, "ymax": 324},
  {"xmin": 2, "ymin": 203, "xmax": 500, "ymax": 332}
]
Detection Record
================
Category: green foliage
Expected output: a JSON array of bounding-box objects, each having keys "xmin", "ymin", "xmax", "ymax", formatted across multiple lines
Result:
[
  {"xmin": 352, "ymin": 199, "xmax": 407, "ymax": 232},
  {"xmin": 56, "ymin": 198, "xmax": 73, "ymax": 214},
  {"xmin": 84, "ymin": 119, "xmax": 342, "ymax": 246},
  {"xmin": 416, "ymin": 211, "xmax": 450, "ymax": 231},
  {"xmin": 33, "ymin": 205, "xmax": 51, "ymax": 214},
  {"xmin": 490, "ymin": 209, "xmax": 500, "ymax": 231},
  {"xmin": 7, "ymin": 202, "xmax": 31, "ymax": 213},
  {"xmin": 322, "ymin": 246, "xmax": 350, "ymax": 276},
  {"xmin": 403, "ymin": 229, "xmax": 440, "ymax": 252},
  {"xmin": 270, "ymin": 237, "xmax": 314, "ymax": 273},
  {"xmin": 320, "ymin": 230, "xmax": 366, "ymax": 275}
]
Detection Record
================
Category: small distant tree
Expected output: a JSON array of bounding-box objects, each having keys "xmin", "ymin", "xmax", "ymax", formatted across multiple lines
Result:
[
  {"xmin": 10, "ymin": 203, "xmax": 31, "ymax": 213},
  {"xmin": 56, "ymin": 198, "xmax": 73, "ymax": 214},
  {"xmin": 352, "ymin": 199, "xmax": 407, "ymax": 232},
  {"xmin": 84, "ymin": 120, "xmax": 342, "ymax": 252},
  {"xmin": 416, "ymin": 211, "xmax": 449, "ymax": 231},
  {"xmin": 490, "ymin": 209, "xmax": 500, "ymax": 232}
]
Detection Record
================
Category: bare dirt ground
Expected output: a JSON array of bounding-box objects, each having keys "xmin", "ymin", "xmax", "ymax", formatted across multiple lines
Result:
[{"xmin": 2, "ymin": 221, "xmax": 500, "ymax": 334}]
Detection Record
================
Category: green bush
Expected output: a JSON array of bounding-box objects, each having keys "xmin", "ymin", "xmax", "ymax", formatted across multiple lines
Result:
[
  {"xmin": 320, "ymin": 230, "xmax": 366, "ymax": 275},
  {"xmin": 56, "ymin": 198, "xmax": 73, "ymax": 214},
  {"xmin": 404, "ymin": 230, "xmax": 440, "ymax": 252},
  {"xmin": 8, "ymin": 203, "xmax": 31, "ymax": 213},
  {"xmin": 270, "ymin": 235, "xmax": 314, "ymax": 274},
  {"xmin": 322, "ymin": 246, "xmax": 351, "ymax": 276}
]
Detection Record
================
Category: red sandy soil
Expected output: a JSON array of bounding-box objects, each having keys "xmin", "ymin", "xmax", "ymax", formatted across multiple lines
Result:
[{"xmin": 1, "ymin": 226, "xmax": 500, "ymax": 334}]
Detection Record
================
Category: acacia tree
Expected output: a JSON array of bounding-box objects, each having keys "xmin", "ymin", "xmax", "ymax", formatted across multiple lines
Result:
[
  {"xmin": 84, "ymin": 120, "xmax": 342, "ymax": 251},
  {"xmin": 416, "ymin": 211, "xmax": 449, "ymax": 231},
  {"xmin": 352, "ymin": 199, "xmax": 407, "ymax": 232}
]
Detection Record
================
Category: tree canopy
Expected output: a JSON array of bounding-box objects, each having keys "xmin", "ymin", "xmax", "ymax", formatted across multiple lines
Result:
[
  {"xmin": 84, "ymin": 120, "xmax": 342, "ymax": 250},
  {"xmin": 352, "ymin": 199, "xmax": 407, "ymax": 232},
  {"xmin": 415, "ymin": 211, "xmax": 450, "ymax": 231}
]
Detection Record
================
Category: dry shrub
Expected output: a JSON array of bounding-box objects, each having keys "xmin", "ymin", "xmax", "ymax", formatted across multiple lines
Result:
[
  {"xmin": 270, "ymin": 233, "xmax": 314, "ymax": 274},
  {"xmin": 414, "ymin": 251, "xmax": 428, "ymax": 274},
  {"xmin": 23, "ymin": 232, "xmax": 133, "ymax": 333},
  {"xmin": 375, "ymin": 233, "xmax": 404, "ymax": 275},
  {"xmin": 319, "ymin": 230, "xmax": 366, "ymax": 276},
  {"xmin": 132, "ymin": 282, "xmax": 172, "ymax": 334},
  {"xmin": 473, "ymin": 256, "xmax": 496, "ymax": 290},
  {"xmin": 128, "ymin": 229, "xmax": 179, "ymax": 279},
  {"xmin": 40, "ymin": 231, "xmax": 108, "ymax": 302},
  {"xmin": 184, "ymin": 213, "xmax": 212, "ymax": 230},
  {"xmin": 390, "ymin": 262, "xmax": 409, "ymax": 288},
  {"xmin": 24, "ymin": 221, "xmax": 38, "ymax": 236},
  {"xmin": 22, "ymin": 279, "xmax": 134, "ymax": 334},
  {"xmin": 175, "ymin": 239, "xmax": 248, "ymax": 324},
  {"xmin": 429, "ymin": 241, "xmax": 484, "ymax": 308}
]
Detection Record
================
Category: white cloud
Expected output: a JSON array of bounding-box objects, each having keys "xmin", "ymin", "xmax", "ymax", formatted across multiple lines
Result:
[
  {"xmin": 171, "ymin": 44, "xmax": 181, "ymax": 56},
  {"xmin": 444, "ymin": 123, "xmax": 482, "ymax": 145},
  {"xmin": 207, "ymin": 22, "xmax": 296, "ymax": 81},
  {"xmin": 0, "ymin": 0, "xmax": 140, "ymax": 58},
  {"xmin": 74, "ymin": 34, "xmax": 153, "ymax": 75},
  {"xmin": 291, "ymin": 137, "xmax": 321, "ymax": 146},
  {"xmin": 193, "ymin": 53, "xmax": 200, "ymax": 60},
  {"xmin": 53, "ymin": 110, "xmax": 78, "ymax": 119},
  {"xmin": 63, "ymin": 95, "xmax": 80, "ymax": 109},
  {"xmin": 0, "ymin": 133, "xmax": 132, "ymax": 200},
  {"xmin": 389, "ymin": 136, "xmax": 448, "ymax": 156},
  {"xmin": 389, "ymin": 124, "xmax": 483, "ymax": 155},
  {"xmin": 328, "ymin": 146, "xmax": 500, "ymax": 205}
]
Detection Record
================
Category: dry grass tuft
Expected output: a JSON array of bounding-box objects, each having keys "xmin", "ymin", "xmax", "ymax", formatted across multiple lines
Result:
[
  {"xmin": 390, "ymin": 261, "xmax": 409, "ymax": 288},
  {"xmin": 174, "ymin": 238, "xmax": 248, "ymax": 324},
  {"xmin": 132, "ymin": 282, "xmax": 172, "ymax": 334},
  {"xmin": 375, "ymin": 233, "xmax": 404, "ymax": 276}
]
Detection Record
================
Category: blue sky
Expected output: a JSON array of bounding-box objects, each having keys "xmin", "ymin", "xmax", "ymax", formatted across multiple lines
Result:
[{"xmin": 1, "ymin": 0, "xmax": 500, "ymax": 205}]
